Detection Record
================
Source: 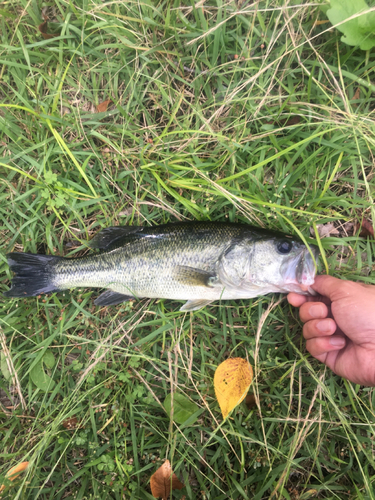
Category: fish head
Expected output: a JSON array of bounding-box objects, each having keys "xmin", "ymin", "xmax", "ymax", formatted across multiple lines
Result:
[
  {"xmin": 276, "ymin": 238, "xmax": 319, "ymax": 294},
  {"xmin": 218, "ymin": 235, "xmax": 319, "ymax": 296}
]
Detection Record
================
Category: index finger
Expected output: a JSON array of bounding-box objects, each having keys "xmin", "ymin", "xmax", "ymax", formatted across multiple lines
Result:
[
  {"xmin": 287, "ymin": 292, "xmax": 327, "ymax": 307},
  {"xmin": 287, "ymin": 293, "xmax": 309, "ymax": 307}
]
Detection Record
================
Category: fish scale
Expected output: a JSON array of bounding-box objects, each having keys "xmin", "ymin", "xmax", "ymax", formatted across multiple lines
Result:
[
  {"xmin": 4, "ymin": 222, "xmax": 318, "ymax": 311},
  {"xmin": 53, "ymin": 223, "xmax": 236, "ymax": 298}
]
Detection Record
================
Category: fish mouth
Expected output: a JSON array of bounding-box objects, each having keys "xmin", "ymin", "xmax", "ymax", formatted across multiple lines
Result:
[
  {"xmin": 282, "ymin": 245, "xmax": 319, "ymax": 294},
  {"xmin": 296, "ymin": 246, "xmax": 319, "ymax": 291}
]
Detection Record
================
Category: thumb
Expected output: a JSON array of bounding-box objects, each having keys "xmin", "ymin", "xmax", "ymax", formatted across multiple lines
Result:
[{"xmin": 312, "ymin": 275, "xmax": 346, "ymax": 300}]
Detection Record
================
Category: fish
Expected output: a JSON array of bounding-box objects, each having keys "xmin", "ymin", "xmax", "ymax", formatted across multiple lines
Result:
[{"xmin": 3, "ymin": 221, "xmax": 318, "ymax": 312}]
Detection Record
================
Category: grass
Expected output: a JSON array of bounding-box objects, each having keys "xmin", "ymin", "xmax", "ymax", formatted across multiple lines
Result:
[{"xmin": 0, "ymin": 0, "xmax": 375, "ymax": 498}]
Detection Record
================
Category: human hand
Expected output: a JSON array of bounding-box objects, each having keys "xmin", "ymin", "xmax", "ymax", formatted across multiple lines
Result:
[{"xmin": 287, "ymin": 275, "xmax": 375, "ymax": 386}]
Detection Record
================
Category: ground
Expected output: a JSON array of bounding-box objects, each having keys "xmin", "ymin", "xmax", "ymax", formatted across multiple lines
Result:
[{"xmin": 0, "ymin": 1, "xmax": 375, "ymax": 499}]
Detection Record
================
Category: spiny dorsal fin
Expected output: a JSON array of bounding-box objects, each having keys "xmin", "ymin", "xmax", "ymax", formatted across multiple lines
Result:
[
  {"xmin": 90, "ymin": 226, "xmax": 143, "ymax": 250},
  {"xmin": 173, "ymin": 265, "xmax": 216, "ymax": 287}
]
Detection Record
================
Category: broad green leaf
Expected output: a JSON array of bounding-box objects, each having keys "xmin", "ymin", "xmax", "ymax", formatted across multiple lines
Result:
[
  {"xmin": 0, "ymin": 352, "xmax": 12, "ymax": 381},
  {"xmin": 163, "ymin": 393, "xmax": 199, "ymax": 425},
  {"xmin": 327, "ymin": 0, "xmax": 375, "ymax": 50},
  {"xmin": 29, "ymin": 353, "xmax": 55, "ymax": 391},
  {"xmin": 43, "ymin": 350, "xmax": 55, "ymax": 369}
]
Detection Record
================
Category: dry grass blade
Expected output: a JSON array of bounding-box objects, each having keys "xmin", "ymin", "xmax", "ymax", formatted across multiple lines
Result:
[{"xmin": 0, "ymin": 326, "xmax": 26, "ymax": 410}]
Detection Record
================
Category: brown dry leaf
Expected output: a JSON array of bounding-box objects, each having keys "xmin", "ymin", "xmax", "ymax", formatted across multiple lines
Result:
[
  {"xmin": 96, "ymin": 99, "xmax": 112, "ymax": 113},
  {"xmin": 245, "ymin": 394, "xmax": 257, "ymax": 410},
  {"xmin": 38, "ymin": 16, "xmax": 58, "ymax": 40},
  {"xmin": 0, "ymin": 461, "xmax": 29, "ymax": 493},
  {"xmin": 150, "ymin": 460, "xmax": 184, "ymax": 499},
  {"xmin": 214, "ymin": 358, "xmax": 253, "ymax": 419},
  {"xmin": 359, "ymin": 218, "xmax": 374, "ymax": 238},
  {"xmin": 352, "ymin": 87, "xmax": 360, "ymax": 101},
  {"xmin": 281, "ymin": 116, "xmax": 301, "ymax": 127},
  {"xmin": 311, "ymin": 222, "xmax": 339, "ymax": 238},
  {"xmin": 342, "ymin": 221, "xmax": 354, "ymax": 236},
  {"xmin": 62, "ymin": 417, "xmax": 78, "ymax": 430},
  {"xmin": 265, "ymin": 116, "xmax": 301, "ymax": 128}
]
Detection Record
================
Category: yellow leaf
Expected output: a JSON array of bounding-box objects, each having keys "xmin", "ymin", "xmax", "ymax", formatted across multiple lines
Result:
[
  {"xmin": 150, "ymin": 460, "xmax": 184, "ymax": 499},
  {"xmin": 0, "ymin": 461, "xmax": 29, "ymax": 492},
  {"xmin": 214, "ymin": 358, "xmax": 253, "ymax": 419}
]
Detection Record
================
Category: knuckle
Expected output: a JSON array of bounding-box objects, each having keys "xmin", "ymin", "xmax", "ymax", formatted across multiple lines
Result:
[
  {"xmin": 302, "ymin": 321, "xmax": 313, "ymax": 339},
  {"xmin": 299, "ymin": 303, "xmax": 311, "ymax": 321}
]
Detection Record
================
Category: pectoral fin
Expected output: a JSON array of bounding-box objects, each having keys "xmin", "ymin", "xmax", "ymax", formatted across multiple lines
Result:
[
  {"xmin": 94, "ymin": 290, "xmax": 134, "ymax": 306},
  {"xmin": 180, "ymin": 299, "xmax": 214, "ymax": 312},
  {"xmin": 173, "ymin": 265, "xmax": 217, "ymax": 287}
]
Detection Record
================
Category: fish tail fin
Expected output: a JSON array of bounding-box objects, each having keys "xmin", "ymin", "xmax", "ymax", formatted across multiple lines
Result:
[{"xmin": 4, "ymin": 252, "xmax": 64, "ymax": 298}]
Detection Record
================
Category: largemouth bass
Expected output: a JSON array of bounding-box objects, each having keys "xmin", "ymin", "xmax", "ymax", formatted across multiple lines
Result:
[{"xmin": 4, "ymin": 222, "xmax": 318, "ymax": 311}]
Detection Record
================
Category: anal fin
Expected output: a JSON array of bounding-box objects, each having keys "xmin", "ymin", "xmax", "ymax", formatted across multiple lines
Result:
[
  {"xmin": 180, "ymin": 299, "xmax": 214, "ymax": 312},
  {"xmin": 94, "ymin": 290, "xmax": 134, "ymax": 306}
]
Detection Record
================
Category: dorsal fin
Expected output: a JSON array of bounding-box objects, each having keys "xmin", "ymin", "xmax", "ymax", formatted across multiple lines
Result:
[{"xmin": 90, "ymin": 226, "xmax": 143, "ymax": 250}]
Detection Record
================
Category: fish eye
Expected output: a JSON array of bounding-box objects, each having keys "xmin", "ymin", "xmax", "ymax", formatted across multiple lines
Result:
[{"xmin": 276, "ymin": 240, "xmax": 293, "ymax": 254}]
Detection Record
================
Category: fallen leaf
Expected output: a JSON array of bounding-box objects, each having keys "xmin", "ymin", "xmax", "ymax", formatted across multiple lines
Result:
[
  {"xmin": 310, "ymin": 222, "xmax": 340, "ymax": 238},
  {"xmin": 0, "ymin": 462, "xmax": 29, "ymax": 493},
  {"xmin": 352, "ymin": 87, "xmax": 360, "ymax": 101},
  {"xmin": 313, "ymin": 223, "xmax": 339, "ymax": 238},
  {"xmin": 96, "ymin": 99, "xmax": 112, "ymax": 113},
  {"xmin": 38, "ymin": 16, "xmax": 58, "ymax": 40},
  {"xmin": 62, "ymin": 417, "xmax": 78, "ymax": 430},
  {"xmin": 214, "ymin": 358, "xmax": 253, "ymax": 419},
  {"xmin": 264, "ymin": 116, "xmax": 301, "ymax": 128},
  {"xmin": 245, "ymin": 394, "xmax": 257, "ymax": 410},
  {"xmin": 150, "ymin": 460, "xmax": 184, "ymax": 499},
  {"xmin": 280, "ymin": 116, "xmax": 301, "ymax": 127},
  {"xmin": 163, "ymin": 393, "xmax": 199, "ymax": 425},
  {"xmin": 359, "ymin": 218, "xmax": 374, "ymax": 238},
  {"xmin": 342, "ymin": 221, "xmax": 354, "ymax": 236},
  {"xmin": 0, "ymin": 387, "xmax": 14, "ymax": 408}
]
